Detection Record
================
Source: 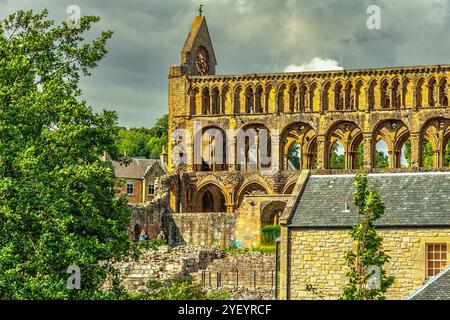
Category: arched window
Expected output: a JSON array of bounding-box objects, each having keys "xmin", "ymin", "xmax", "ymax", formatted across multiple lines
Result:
[
  {"xmin": 375, "ymin": 139, "xmax": 389, "ymax": 168},
  {"xmin": 202, "ymin": 191, "xmax": 214, "ymax": 212},
  {"xmin": 334, "ymin": 83, "xmax": 343, "ymax": 110},
  {"xmin": 330, "ymin": 141, "xmax": 345, "ymax": 170},
  {"xmin": 211, "ymin": 87, "xmax": 220, "ymax": 114},
  {"xmin": 287, "ymin": 142, "xmax": 301, "ymax": 170},
  {"xmin": 245, "ymin": 87, "xmax": 255, "ymax": 113},
  {"xmin": 202, "ymin": 88, "xmax": 210, "ymax": 114}
]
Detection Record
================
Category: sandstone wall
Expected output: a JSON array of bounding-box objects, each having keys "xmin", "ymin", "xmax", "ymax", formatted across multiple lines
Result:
[
  {"xmin": 286, "ymin": 228, "xmax": 450, "ymax": 300},
  {"xmin": 107, "ymin": 245, "xmax": 276, "ymax": 300},
  {"xmin": 170, "ymin": 212, "xmax": 236, "ymax": 248}
]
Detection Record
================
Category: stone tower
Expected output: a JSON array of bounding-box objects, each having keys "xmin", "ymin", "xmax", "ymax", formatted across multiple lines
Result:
[{"xmin": 180, "ymin": 10, "xmax": 217, "ymax": 76}]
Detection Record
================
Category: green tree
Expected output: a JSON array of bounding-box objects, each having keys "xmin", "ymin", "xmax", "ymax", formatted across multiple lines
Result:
[
  {"xmin": 340, "ymin": 174, "xmax": 394, "ymax": 300},
  {"xmin": 287, "ymin": 143, "xmax": 301, "ymax": 170},
  {"xmin": 375, "ymin": 151, "xmax": 389, "ymax": 168},
  {"xmin": 356, "ymin": 144, "xmax": 364, "ymax": 169},
  {"xmin": 446, "ymin": 140, "xmax": 450, "ymax": 167},
  {"xmin": 0, "ymin": 10, "xmax": 132, "ymax": 299},
  {"xmin": 115, "ymin": 115, "xmax": 168, "ymax": 159},
  {"xmin": 147, "ymin": 114, "xmax": 168, "ymax": 159},
  {"xmin": 403, "ymin": 140, "xmax": 412, "ymax": 167},
  {"xmin": 330, "ymin": 142, "xmax": 344, "ymax": 170},
  {"xmin": 422, "ymin": 140, "xmax": 434, "ymax": 168},
  {"xmin": 116, "ymin": 127, "xmax": 152, "ymax": 158}
]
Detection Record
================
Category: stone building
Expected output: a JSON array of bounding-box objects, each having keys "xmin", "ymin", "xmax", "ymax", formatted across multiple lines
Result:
[
  {"xmin": 165, "ymin": 11, "xmax": 450, "ymax": 250},
  {"xmin": 278, "ymin": 171, "xmax": 450, "ymax": 300},
  {"xmin": 112, "ymin": 158, "xmax": 166, "ymax": 205}
]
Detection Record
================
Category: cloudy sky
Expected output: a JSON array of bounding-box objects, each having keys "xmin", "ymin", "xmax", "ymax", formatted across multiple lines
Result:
[{"xmin": 2, "ymin": 0, "xmax": 450, "ymax": 127}]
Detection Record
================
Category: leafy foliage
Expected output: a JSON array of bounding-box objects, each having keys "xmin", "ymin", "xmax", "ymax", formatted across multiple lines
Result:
[
  {"xmin": 287, "ymin": 143, "xmax": 301, "ymax": 170},
  {"xmin": 446, "ymin": 140, "xmax": 450, "ymax": 167},
  {"xmin": 115, "ymin": 115, "xmax": 168, "ymax": 159},
  {"xmin": 422, "ymin": 140, "xmax": 434, "ymax": 168},
  {"xmin": 330, "ymin": 142, "xmax": 344, "ymax": 170},
  {"xmin": 0, "ymin": 10, "xmax": 132, "ymax": 299},
  {"xmin": 374, "ymin": 150, "xmax": 389, "ymax": 168},
  {"xmin": 261, "ymin": 225, "xmax": 281, "ymax": 246},
  {"xmin": 135, "ymin": 277, "xmax": 229, "ymax": 300},
  {"xmin": 340, "ymin": 174, "xmax": 394, "ymax": 300}
]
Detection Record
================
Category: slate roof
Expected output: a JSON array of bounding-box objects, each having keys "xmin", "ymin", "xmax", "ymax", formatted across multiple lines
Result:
[
  {"xmin": 112, "ymin": 158, "xmax": 162, "ymax": 179},
  {"xmin": 289, "ymin": 172, "xmax": 450, "ymax": 228},
  {"xmin": 407, "ymin": 265, "xmax": 450, "ymax": 300}
]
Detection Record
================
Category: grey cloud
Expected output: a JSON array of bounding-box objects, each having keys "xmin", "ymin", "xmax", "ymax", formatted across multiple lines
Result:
[{"xmin": 2, "ymin": 0, "xmax": 450, "ymax": 127}]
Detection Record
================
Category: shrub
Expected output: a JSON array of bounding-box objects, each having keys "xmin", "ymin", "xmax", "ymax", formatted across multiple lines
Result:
[{"xmin": 261, "ymin": 225, "xmax": 281, "ymax": 246}]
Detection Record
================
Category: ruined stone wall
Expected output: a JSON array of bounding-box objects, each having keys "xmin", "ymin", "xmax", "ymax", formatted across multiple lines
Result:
[
  {"xmin": 192, "ymin": 252, "xmax": 276, "ymax": 291},
  {"xmin": 170, "ymin": 212, "xmax": 236, "ymax": 248},
  {"xmin": 105, "ymin": 246, "xmax": 224, "ymax": 291},
  {"xmin": 286, "ymin": 228, "xmax": 450, "ymax": 300},
  {"xmin": 107, "ymin": 245, "xmax": 276, "ymax": 300}
]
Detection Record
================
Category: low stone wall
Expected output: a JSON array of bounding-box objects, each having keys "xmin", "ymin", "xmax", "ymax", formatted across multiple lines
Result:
[
  {"xmin": 105, "ymin": 245, "xmax": 276, "ymax": 300},
  {"xmin": 193, "ymin": 251, "xmax": 276, "ymax": 300},
  {"xmin": 106, "ymin": 246, "xmax": 225, "ymax": 291}
]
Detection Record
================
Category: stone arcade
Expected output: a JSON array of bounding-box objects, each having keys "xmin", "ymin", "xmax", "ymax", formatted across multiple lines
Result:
[{"xmin": 131, "ymin": 11, "xmax": 450, "ymax": 299}]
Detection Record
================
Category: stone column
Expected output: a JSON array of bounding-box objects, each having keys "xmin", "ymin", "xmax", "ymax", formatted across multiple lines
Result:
[
  {"xmin": 227, "ymin": 130, "xmax": 237, "ymax": 171},
  {"xmin": 316, "ymin": 135, "xmax": 326, "ymax": 169},
  {"xmin": 363, "ymin": 133, "xmax": 372, "ymax": 170},
  {"xmin": 412, "ymin": 85, "xmax": 418, "ymax": 111},
  {"xmin": 320, "ymin": 88, "xmax": 326, "ymax": 114},
  {"xmin": 270, "ymin": 132, "xmax": 280, "ymax": 173},
  {"xmin": 410, "ymin": 134, "xmax": 420, "ymax": 168}
]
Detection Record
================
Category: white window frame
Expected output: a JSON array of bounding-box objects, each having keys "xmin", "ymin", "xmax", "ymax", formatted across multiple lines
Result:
[{"xmin": 126, "ymin": 180, "xmax": 135, "ymax": 196}]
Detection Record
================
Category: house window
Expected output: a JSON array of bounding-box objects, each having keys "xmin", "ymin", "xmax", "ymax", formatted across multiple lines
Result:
[
  {"xmin": 426, "ymin": 243, "xmax": 447, "ymax": 278},
  {"xmin": 126, "ymin": 180, "xmax": 134, "ymax": 196},
  {"xmin": 148, "ymin": 182, "xmax": 155, "ymax": 196}
]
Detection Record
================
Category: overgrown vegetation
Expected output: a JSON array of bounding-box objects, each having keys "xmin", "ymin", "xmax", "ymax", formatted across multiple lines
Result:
[
  {"xmin": 134, "ymin": 277, "xmax": 229, "ymax": 300},
  {"xmin": 261, "ymin": 225, "xmax": 281, "ymax": 246},
  {"xmin": 225, "ymin": 246, "xmax": 276, "ymax": 254}
]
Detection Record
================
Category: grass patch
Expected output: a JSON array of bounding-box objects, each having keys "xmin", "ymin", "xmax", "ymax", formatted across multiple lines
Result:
[{"xmin": 225, "ymin": 245, "xmax": 276, "ymax": 254}]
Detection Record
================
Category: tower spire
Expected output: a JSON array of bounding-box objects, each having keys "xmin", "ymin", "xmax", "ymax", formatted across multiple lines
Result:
[{"xmin": 198, "ymin": 4, "xmax": 203, "ymax": 16}]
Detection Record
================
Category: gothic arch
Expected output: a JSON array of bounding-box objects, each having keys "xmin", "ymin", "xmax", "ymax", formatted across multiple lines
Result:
[
  {"xmin": 211, "ymin": 86, "xmax": 220, "ymax": 114},
  {"xmin": 233, "ymin": 85, "xmax": 243, "ymax": 113},
  {"xmin": 201, "ymin": 87, "xmax": 211, "ymax": 114},
  {"xmin": 196, "ymin": 126, "xmax": 227, "ymax": 171},
  {"xmin": 419, "ymin": 117, "xmax": 450, "ymax": 167},
  {"xmin": 236, "ymin": 123, "xmax": 272, "ymax": 171},
  {"xmin": 194, "ymin": 182, "xmax": 229, "ymax": 213},
  {"xmin": 277, "ymin": 83, "xmax": 288, "ymax": 113},
  {"xmin": 260, "ymin": 201, "xmax": 286, "ymax": 226},
  {"xmin": 236, "ymin": 177, "xmax": 271, "ymax": 207},
  {"xmin": 280, "ymin": 122, "xmax": 317, "ymax": 170},
  {"xmin": 325, "ymin": 120, "xmax": 363, "ymax": 169},
  {"xmin": 190, "ymin": 86, "xmax": 200, "ymax": 115},
  {"xmin": 334, "ymin": 81, "xmax": 344, "ymax": 111},
  {"xmin": 372, "ymin": 119, "xmax": 410, "ymax": 168},
  {"xmin": 265, "ymin": 83, "xmax": 277, "ymax": 113}
]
